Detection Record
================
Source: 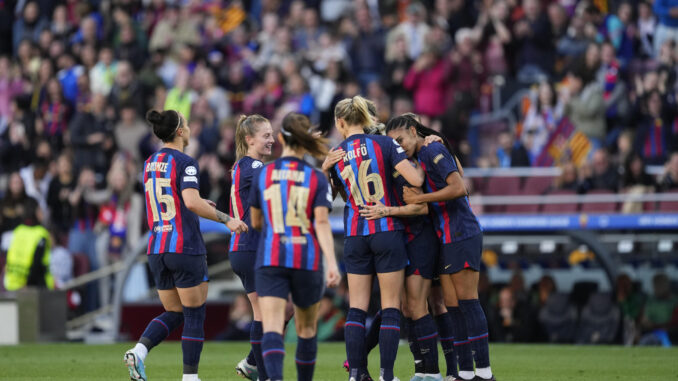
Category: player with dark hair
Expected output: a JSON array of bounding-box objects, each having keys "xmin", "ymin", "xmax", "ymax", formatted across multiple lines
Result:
[
  {"xmin": 328, "ymin": 95, "xmax": 424, "ymax": 381},
  {"xmin": 124, "ymin": 109, "xmax": 248, "ymax": 381},
  {"xmin": 249, "ymin": 112, "xmax": 341, "ymax": 381},
  {"xmin": 230, "ymin": 114, "xmax": 275, "ymax": 381},
  {"xmin": 386, "ymin": 115, "xmax": 495, "ymax": 381}
]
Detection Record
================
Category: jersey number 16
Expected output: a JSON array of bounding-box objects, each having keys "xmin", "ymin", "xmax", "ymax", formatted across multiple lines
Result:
[{"xmin": 340, "ymin": 159, "xmax": 385, "ymax": 206}]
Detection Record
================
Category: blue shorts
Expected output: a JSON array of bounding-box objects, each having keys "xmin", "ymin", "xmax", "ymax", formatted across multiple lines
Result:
[
  {"xmin": 255, "ymin": 266, "xmax": 324, "ymax": 308},
  {"xmin": 148, "ymin": 253, "xmax": 209, "ymax": 290},
  {"xmin": 229, "ymin": 250, "xmax": 257, "ymax": 293},
  {"xmin": 344, "ymin": 230, "xmax": 408, "ymax": 275},
  {"xmin": 405, "ymin": 224, "xmax": 439, "ymax": 280},
  {"xmin": 440, "ymin": 233, "xmax": 483, "ymax": 274}
]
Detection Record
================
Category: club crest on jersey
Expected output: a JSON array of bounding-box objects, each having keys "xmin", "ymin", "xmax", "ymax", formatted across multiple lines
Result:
[
  {"xmin": 185, "ymin": 166, "xmax": 197, "ymax": 175},
  {"xmin": 252, "ymin": 161, "xmax": 263, "ymax": 168}
]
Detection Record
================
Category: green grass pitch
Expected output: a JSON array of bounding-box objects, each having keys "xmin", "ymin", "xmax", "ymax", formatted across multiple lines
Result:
[{"xmin": 0, "ymin": 342, "xmax": 676, "ymax": 380}]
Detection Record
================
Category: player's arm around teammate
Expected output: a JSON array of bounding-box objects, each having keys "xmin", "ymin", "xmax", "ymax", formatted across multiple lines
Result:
[
  {"xmin": 249, "ymin": 113, "xmax": 340, "ymax": 381},
  {"xmin": 387, "ymin": 115, "xmax": 495, "ymax": 381}
]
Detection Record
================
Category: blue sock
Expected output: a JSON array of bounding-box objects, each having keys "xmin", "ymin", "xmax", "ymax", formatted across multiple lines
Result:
[
  {"xmin": 459, "ymin": 299, "xmax": 491, "ymax": 369},
  {"xmin": 262, "ymin": 332, "xmax": 285, "ymax": 381},
  {"xmin": 365, "ymin": 310, "xmax": 382, "ymax": 354},
  {"xmin": 379, "ymin": 308, "xmax": 401, "ymax": 381},
  {"xmin": 447, "ymin": 306, "xmax": 474, "ymax": 374},
  {"xmin": 246, "ymin": 348, "xmax": 256, "ymax": 366},
  {"xmin": 139, "ymin": 311, "xmax": 183, "ymax": 350},
  {"xmin": 414, "ymin": 314, "xmax": 440, "ymax": 374},
  {"xmin": 296, "ymin": 336, "xmax": 317, "ymax": 381},
  {"xmin": 181, "ymin": 304, "xmax": 206, "ymax": 374},
  {"xmin": 435, "ymin": 313, "xmax": 458, "ymax": 378},
  {"xmin": 345, "ymin": 308, "xmax": 368, "ymax": 376},
  {"xmin": 406, "ymin": 318, "xmax": 424, "ymax": 374},
  {"xmin": 251, "ymin": 321, "xmax": 268, "ymax": 380}
]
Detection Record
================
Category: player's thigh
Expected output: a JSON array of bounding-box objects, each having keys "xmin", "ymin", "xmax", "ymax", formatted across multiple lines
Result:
[
  {"xmin": 290, "ymin": 269, "xmax": 324, "ymax": 310},
  {"xmin": 229, "ymin": 250, "xmax": 257, "ymax": 294},
  {"xmin": 451, "ymin": 269, "xmax": 479, "ymax": 300},
  {"xmin": 246, "ymin": 291, "xmax": 262, "ymax": 321},
  {"xmin": 259, "ymin": 296, "xmax": 287, "ymax": 334},
  {"xmin": 343, "ymin": 236, "xmax": 375, "ymax": 275},
  {"xmin": 157, "ymin": 289, "xmax": 183, "ymax": 312},
  {"xmin": 347, "ymin": 273, "xmax": 373, "ymax": 311},
  {"xmin": 429, "ymin": 285, "xmax": 447, "ymax": 316},
  {"xmin": 176, "ymin": 282, "xmax": 208, "ymax": 307},
  {"xmin": 406, "ymin": 274, "xmax": 431, "ymax": 320},
  {"xmin": 293, "ymin": 302, "xmax": 321, "ymax": 339},
  {"xmin": 439, "ymin": 274, "xmax": 459, "ymax": 307},
  {"xmin": 376, "ymin": 270, "xmax": 405, "ymax": 309}
]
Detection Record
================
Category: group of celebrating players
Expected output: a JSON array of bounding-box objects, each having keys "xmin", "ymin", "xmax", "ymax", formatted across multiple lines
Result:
[{"xmin": 123, "ymin": 94, "xmax": 494, "ymax": 381}]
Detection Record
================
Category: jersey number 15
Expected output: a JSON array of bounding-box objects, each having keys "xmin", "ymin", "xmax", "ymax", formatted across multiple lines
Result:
[{"xmin": 145, "ymin": 178, "xmax": 177, "ymax": 222}]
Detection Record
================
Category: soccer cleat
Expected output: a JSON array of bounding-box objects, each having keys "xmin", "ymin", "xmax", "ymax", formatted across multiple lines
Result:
[
  {"xmin": 235, "ymin": 357, "xmax": 259, "ymax": 380},
  {"xmin": 124, "ymin": 349, "xmax": 147, "ymax": 381},
  {"xmin": 444, "ymin": 377, "xmax": 460, "ymax": 381},
  {"xmin": 350, "ymin": 372, "xmax": 374, "ymax": 381},
  {"xmin": 343, "ymin": 360, "xmax": 349, "ymax": 372},
  {"xmin": 409, "ymin": 374, "xmax": 425, "ymax": 381},
  {"xmin": 423, "ymin": 374, "xmax": 443, "ymax": 381},
  {"xmin": 472, "ymin": 377, "xmax": 496, "ymax": 381},
  {"xmin": 379, "ymin": 378, "xmax": 401, "ymax": 381}
]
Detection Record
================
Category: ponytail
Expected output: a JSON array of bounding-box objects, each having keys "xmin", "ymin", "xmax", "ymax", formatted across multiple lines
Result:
[
  {"xmin": 281, "ymin": 112, "xmax": 328, "ymax": 158},
  {"xmin": 364, "ymin": 98, "xmax": 386, "ymax": 135},
  {"xmin": 385, "ymin": 113, "xmax": 455, "ymax": 155},
  {"xmin": 234, "ymin": 114, "xmax": 269, "ymax": 164},
  {"xmin": 334, "ymin": 95, "xmax": 372, "ymax": 128}
]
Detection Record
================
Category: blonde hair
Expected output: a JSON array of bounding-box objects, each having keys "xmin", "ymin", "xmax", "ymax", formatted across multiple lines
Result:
[
  {"xmin": 334, "ymin": 95, "xmax": 372, "ymax": 128},
  {"xmin": 234, "ymin": 114, "xmax": 269, "ymax": 164}
]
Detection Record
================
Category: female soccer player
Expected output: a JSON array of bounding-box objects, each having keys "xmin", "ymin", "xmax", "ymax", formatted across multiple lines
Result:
[
  {"xmin": 329, "ymin": 95, "xmax": 424, "ymax": 381},
  {"xmin": 229, "ymin": 114, "xmax": 275, "ymax": 381},
  {"xmin": 248, "ymin": 112, "xmax": 341, "ymax": 381},
  {"xmin": 124, "ymin": 109, "xmax": 247, "ymax": 381},
  {"xmin": 386, "ymin": 115, "xmax": 495, "ymax": 381}
]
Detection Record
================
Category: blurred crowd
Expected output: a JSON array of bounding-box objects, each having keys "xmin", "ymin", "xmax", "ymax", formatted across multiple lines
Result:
[{"xmin": 1, "ymin": 0, "xmax": 678, "ymax": 310}]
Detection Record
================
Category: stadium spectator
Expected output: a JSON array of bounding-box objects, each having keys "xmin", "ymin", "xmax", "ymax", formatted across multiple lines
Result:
[
  {"xmin": 19, "ymin": 156, "xmax": 52, "ymax": 215},
  {"xmin": 47, "ymin": 153, "xmax": 76, "ymax": 236},
  {"xmin": 113, "ymin": 103, "xmax": 147, "ymax": 164},
  {"xmin": 12, "ymin": 1, "xmax": 49, "ymax": 55},
  {"xmin": 616, "ymin": 274, "xmax": 646, "ymax": 344},
  {"xmin": 0, "ymin": 56, "xmax": 25, "ymax": 120},
  {"xmin": 404, "ymin": 44, "xmax": 449, "ymax": 118},
  {"xmin": 580, "ymin": 148, "xmax": 620, "ymax": 192},
  {"xmin": 495, "ymin": 131, "xmax": 530, "ymax": 167},
  {"xmin": 513, "ymin": 0, "xmax": 555, "ymax": 82},
  {"xmin": 0, "ymin": 172, "xmax": 37, "ymax": 237},
  {"xmin": 219, "ymin": 293, "xmax": 253, "ymax": 341},
  {"xmin": 552, "ymin": 161, "xmax": 580, "ymax": 192},
  {"xmin": 634, "ymin": 90, "xmax": 676, "ymax": 165},
  {"xmin": 68, "ymin": 93, "xmax": 114, "ymax": 175},
  {"xmin": 653, "ymin": 0, "xmax": 678, "ymax": 56},
  {"xmin": 521, "ymin": 81, "xmax": 563, "ymax": 161},
  {"xmin": 489, "ymin": 286, "xmax": 535, "ymax": 342},
  {"xmin": 347, "ymin": 5, "xmax": 386, "ymax": 90},
  {"xmin": 638, "ymin": 1, "xmax": 657, "ymax": 58},
  {"xmin": 563, "ymin": 64, "xmax": 606, "ymax": 143}
]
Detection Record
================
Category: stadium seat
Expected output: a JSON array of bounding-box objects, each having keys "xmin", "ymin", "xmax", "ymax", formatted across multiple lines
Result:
[
  {"xmin": 658, "ymin": 188, "xmax": 678, "ymax": 212},
  {"xmin": 522, "ymin": 176, "xmax": 556, "ymax": 195},
  {"xmin": 484, "ymin": 177, "xmax": 521, "ymax": 213},
  {"xmin": 580, "ymin": 190, "xmax": 618, "ymax": 213},
  {"xmin": 540, "ymin": 190, "xmax": 578, "ymax": 214},
  {"xmin": 575, "ymin": 292, "xmax": 620, "ymax": 344},
  {"xmin": 538, "ymin": 292, "xmax": 578, "ymax": 343}
]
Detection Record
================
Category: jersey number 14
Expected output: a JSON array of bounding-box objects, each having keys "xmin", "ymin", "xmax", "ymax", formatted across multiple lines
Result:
[{"xmin": 263, "ymin": 184, "xmax": 311, "ymax": 234}]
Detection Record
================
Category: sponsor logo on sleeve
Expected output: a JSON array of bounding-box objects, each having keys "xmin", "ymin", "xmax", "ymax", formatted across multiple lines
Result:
[
  {"xmin": 183, "ymin": 176, "xmax": 198, "ymax": 183},
  {"xmin": 433, "ymin": 154, "xmax": 444, "ymax": 165},
  {"xmin": 185, "ymin": 166, "xmax": 197, "ymax": 175}
]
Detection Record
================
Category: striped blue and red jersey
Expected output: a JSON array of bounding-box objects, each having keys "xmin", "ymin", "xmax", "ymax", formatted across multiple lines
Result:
[
  {"xmin": 392, "ymin": 162, "xmax": 425, "ymax": 243},
  {"xmin": 330, "ymin": 134, "xmax": 408, "ymax": 236},
  {"xmin": 249, "ymin": 157, "xmax": 332, "ymax": 271},
  {"xmin": 143, "ymin": 148, "xmax": 206, "ymax": 255},
  {"xmin": 417, "ymin": 142, "xmax": 481, "ymax": 244},
  {"xmin": 229, "ymin": 156, "xmax": 262, "ymax": 252}
]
